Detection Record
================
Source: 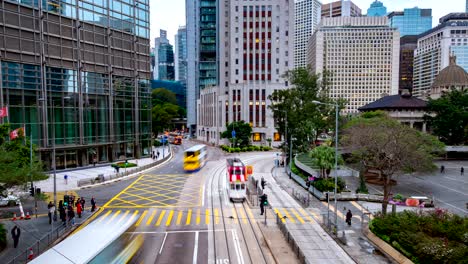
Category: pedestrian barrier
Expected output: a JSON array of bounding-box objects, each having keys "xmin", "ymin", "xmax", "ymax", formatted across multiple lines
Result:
[
  {"xmin": 12, "ymin": 213, "xmax": 17, "ymax": 221},
  {"xmin": 28, "ymin": 248, "xmax": 34, "ymax": 260},
  {"xmin": 25, "ymin": 212, "xmax": 31, "ymax": 220}
]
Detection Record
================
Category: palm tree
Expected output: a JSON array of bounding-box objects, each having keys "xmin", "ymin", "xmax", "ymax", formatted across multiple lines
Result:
[{"xmin": 309, "ymin": 145, "xmax": 342, "ymax": 178}]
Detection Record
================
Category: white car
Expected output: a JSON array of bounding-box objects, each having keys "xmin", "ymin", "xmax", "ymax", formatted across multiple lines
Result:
[{"xmin": 0, "ymin": 195, "xmax": 20, "ymax": 206}]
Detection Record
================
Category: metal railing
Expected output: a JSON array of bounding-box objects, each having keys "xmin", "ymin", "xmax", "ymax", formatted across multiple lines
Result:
[{"xmin": 7, "ymin": 224, "xmax": 73, "ymax": 264}]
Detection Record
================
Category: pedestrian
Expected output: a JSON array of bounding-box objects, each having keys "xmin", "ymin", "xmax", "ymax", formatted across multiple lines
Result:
[
  {"xmin": 64, "ymin": 174, "xmax": 68, "ymax": 185},
  {"xmin": 157, "ymin": 151, "xmax": 160, "ymax": 159},
  {"xmin": 346, "ymin": 209, "xmax": 353, "ymax": 226},
  {"xmin": 152, "ymin": 151, "xmax": 156, "ymax": 160},
  {"xmin": 47, "ymin": 201, "xmax": 54, "ymax": 225},
  {"xmin": 91, "ymin": 197, "xmax": 96, "ymax": 212},
  {"xmin": 462, "ymin": 167, "xmax": 464, "ymax": 176},
  {"xmin": 59, "ymin": 200, "xmax": 66, "ymax": 224},
  {"xmin": 67, "ymin": 206, "xmax": 75, "ymax": 226},
  {"xmin": 440, "ymin": 165, "xmax": 445, "ymax": 174},
  {"xmin": 116, "ymin": 166, "xmax": 120, "ymax": 173},
  {"xmin": 76, "ymin": 202, "xmax": 82, "ymax": 218},
  {"xmin": 80, "ymin": 197, "xmax": 85, "ymax": 211},
  {"xmin": 11, "ymin": 226, "xmax": 21, "ymax": 248},
  {"xmin": 93, "ymin": 157, "xmax": 97, "ymax": 167},
  {"xmin": 261, "ymin": 177, "xmax": 266, "ymax": 190}
]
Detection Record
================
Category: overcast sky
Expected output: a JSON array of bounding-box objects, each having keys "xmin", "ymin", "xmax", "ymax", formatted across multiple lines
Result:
[{"xmin": 149, "ymin": 0, "xmax": 466, "ymax": 47}]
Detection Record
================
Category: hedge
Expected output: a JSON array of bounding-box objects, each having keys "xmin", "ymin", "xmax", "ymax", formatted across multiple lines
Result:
[
  {"xmin": 220, "ymin": 145, "xmax": 272, "ymax": 153},
  {"xmin": 0, "ymin": 223, "xmax": 6, "ymax": 251},
  {"xmin": 112, "ymin": 162, "xmax": 138, "ymax": 168}
]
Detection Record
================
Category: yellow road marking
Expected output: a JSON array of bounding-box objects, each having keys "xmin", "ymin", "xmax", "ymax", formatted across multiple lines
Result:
[
  {"xmin": 205, "ymin": 209, "xmax": 210, "ymax": 225},
  {"xmin": 156, "ymin": 210, "xmax": 166, "ymax": 226},
  {"xmin": 298, "ymin": 208, "xmax": 315, "ymax": 223},
  {"xmin": 176, "ymin": 211, "xmax": 183, "ymax": 225},
  {"xmin": 289, "ymin": 208, "xmax": 305, "ymax": 224},
  {"xmin": 129, "ymin": 210, "xmax": 139, "ymax": 223},
  {"xmin": 231, "ymin": 208, "xmax": 238, "ymax": 224},
  {"xmin": 214, "ymin": 209, "xmax": 219, "ymax": 224},
  {"xmin": 282, "ymin": 208, "xmax": 295, "ymax": 223},
  {"xmin": 274, "ymin": 209, "xmax": 286, "ymax": 223},
  {"xmin": 102, "ymin": 175, "xmax": 145, "ymax": 208},
  {"xmin": 116, "ymin": 210, "xmax": 130, "ymax": 225},
  {"xmin": 245, "ymin": 206, "xmax": 256, "ymax": 224},
  {"xmin": 166, "ymin": 210, "xmax": 174, "ymax": 226},
  {"xmin": 135, "ymin": 210, "xmax": 148, "ymax": 227},
  {"xmin": 238, "ymin": 208, "xmax": 248, "ymax": 224},
  {"xmin": 196, "ymin": 209, "xmax": 201, "ymax": 225},
  {"xmin": 108, "ymin": 210, "xmax": 122, "ymax": 223},
  {"xmin": 96, "ymin": 210, "xmax": 113, "ymax": 224},
  {"xmin": 186, "ymin": 209, "xmax": 192, "ymax": 225},
  {"xmin": 146, "ymin": 210, "xmax": 157, "ymax": 226}
]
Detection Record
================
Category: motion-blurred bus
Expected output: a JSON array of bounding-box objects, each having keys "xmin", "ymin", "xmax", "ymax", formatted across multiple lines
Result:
[{"xmin": 183, "ymin": 144, "xmax": 207, "ymax": 172}]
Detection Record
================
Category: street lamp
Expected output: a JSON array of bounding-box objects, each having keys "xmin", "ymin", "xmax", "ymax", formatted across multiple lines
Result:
[{"xmin": 312, "ymin": 100, "xmax": 339, "ymax": 232}]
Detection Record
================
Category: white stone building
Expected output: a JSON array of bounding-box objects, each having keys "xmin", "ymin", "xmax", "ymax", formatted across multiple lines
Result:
[
  {"xmin": 197, "ymin": 0, "xmax": 294, "ymax": 146},
  {"xmin": 307, "ymin": 16, "xmax": 400, "ymax": 113},
  {"xmin": 294, "ymin": 0, "xmax": 322, "ymax": 69}
]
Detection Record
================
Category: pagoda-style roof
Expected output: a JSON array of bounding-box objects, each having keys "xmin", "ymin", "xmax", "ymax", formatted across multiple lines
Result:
[{"xmin": 359, "ymin": 94, "xmax": 427, "ymax": 111}]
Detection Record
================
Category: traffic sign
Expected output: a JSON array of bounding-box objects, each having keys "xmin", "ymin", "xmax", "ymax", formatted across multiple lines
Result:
[{"xmin": 232, "ymin": 130, "xmax": 236, "ymax": 138}]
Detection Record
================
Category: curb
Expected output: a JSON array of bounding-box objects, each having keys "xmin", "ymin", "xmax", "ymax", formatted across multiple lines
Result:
[{"xmin": 256, "ymin": 218, "xmax": 281, "ymax": 264}]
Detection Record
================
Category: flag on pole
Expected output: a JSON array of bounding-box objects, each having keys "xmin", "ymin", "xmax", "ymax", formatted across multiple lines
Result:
[
  {"xmin": 10, "ymin": 127, "xmax": 25, "ymax": 140},
  {"xmin": 0, "ymin": 106, "xmax": 8, "ymax": 118}
]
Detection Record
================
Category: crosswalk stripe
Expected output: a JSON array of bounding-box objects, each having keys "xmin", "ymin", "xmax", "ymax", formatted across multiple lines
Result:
[
  {"xmin": 214, "ymin": 209, "xmax": 219, "ymax": 224},
  {"xmin": 146, "ymin": 210, "xmax": 157, "ymax": 226},
  {"xmin": 238, "ymin": 208, "xmax": 248, "ymax": 224},
  {"xmin": 282, "ymin": 208, "xmax": 295, "ymax": 223},
  {"xmin": 156, "ymin": 210, "xmax": 166, "ymax": 226},
  {"xmin": 176, "ymin": 211, "xmax": 183, "ymax": 225},
  {"xmin": 196, "ymin": 209, "xmax": 201, "ymax": 225},
  {"xmin": 186, "ymin": 209, "xmax": 192, "ymax": 225},
  {"xmin": 298, "ymin": 208, "xmax": 315, "ymax": 223},
  {"xmin": 205, "ymin": 209, "xmax": 210, "ymax": 225},
  {"xmin": 274, "ymin": 208, "xmax": 286, "ymax": 223},
  {"xmin": 245, "ymin": 206, "xmax": 256, "ymax": 224},
  {"xmin": 108, "ymin": 210, "xmax": 122, "ymax": 223},
  {"xmin": 231, "ymin": 208, "xmax": 238, "ymax": 224},
  {"xmin": 166, "ymin": 210, "xmax": 174, "ymax": 226},
  {"xmin": 135, "ymin": 210, "xmax": 147, "ymax": 227},
  {"xmin": 116, "ymin": 210, "xmax": 130, "ymax": 225},
  {"xmin": 289, "ymin": 208, "xmax": 305, "ymax": 224},
  {"xmin": 130, "ymin": 210, "xmax": 139, "ymax": 223},
  {"xmin": 97, "ymin": 210, "xmax": 112, "ymax": 223}
]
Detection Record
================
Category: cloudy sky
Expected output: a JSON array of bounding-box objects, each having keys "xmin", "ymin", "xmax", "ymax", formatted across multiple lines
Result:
[{"xmin": 149, "ymin": 0, "xmax": 466, "ymax": 47}]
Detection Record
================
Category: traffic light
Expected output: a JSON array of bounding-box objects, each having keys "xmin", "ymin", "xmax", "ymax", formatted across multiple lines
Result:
[
  {"xmin": 260, "ymin": 194, "xmax": 268, "ymax": 206},
  {"xmin": 29, "ymin": 187, "xmax": 35, "ymax": 197},
  {"xmin": 64, "ymin": 195, "xmax": 69, "ymax": 207}
]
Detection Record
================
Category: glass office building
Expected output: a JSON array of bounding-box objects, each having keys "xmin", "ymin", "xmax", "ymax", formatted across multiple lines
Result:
[
  {"xmin": 388, "ymin": 7, "xmax": 432, "ymax": 37},
  {"xmin": 0, "ymin": 0, "xmax": 151, "ymax": 169},
  {"xmin": 367, "ymin": 0, "xmax": 386, "ymax": 17}
]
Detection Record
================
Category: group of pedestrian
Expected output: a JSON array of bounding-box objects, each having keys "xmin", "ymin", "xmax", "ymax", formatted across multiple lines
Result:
[
  {"xmin": 440, "ymin": 165, "xmax": 465, "ymax": 175},
  {"xmin": 151, "ymin": 150, "xmax": 160, "ymax": 160}
]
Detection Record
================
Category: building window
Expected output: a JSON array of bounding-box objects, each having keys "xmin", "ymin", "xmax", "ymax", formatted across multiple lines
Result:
[
  {"xmin": 273, "ymin": 133, "xmax": 281, "ymax": 141},
  {"xmin": 253, "ymin": 133, "xmax": 261, "ymax": 142}
]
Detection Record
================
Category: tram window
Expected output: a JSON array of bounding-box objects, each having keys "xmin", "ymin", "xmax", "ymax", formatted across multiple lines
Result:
[
  {"xmin": 241, "ymin": 184, "xmax": 245, "ymax": 190},
  {"xmin": 230, "ymin": 183, "xmax": 235, "ymax": 190},
  {"xmin": 236, "ymin": 184, "xmax": 241, "ymax": 190}
]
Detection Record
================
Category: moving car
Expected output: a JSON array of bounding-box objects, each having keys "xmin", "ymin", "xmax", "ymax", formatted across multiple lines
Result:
[{"xmin": 0, "ymin": 195, "xmax": 20, "ymax": 206}]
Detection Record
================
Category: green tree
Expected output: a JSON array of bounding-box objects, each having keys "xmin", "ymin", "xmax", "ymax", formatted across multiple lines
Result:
[
  {"xmin": 268, "ymin": 68, "xmax": 341, "ymax": 153},
  {"xmin": 343, "ymin": 112, "xmax": 445, "ymax": 214},
  {"xmin": 152, "ymin": 103, "xmax": 179, "ymax": 133},
  {"xmin": 308, "ymin": 145, "xmax": 343, "ymax": 178},
  {"xmin": 152, "ymin": 88, "xmax": 177, "ymax": 106},
  {"xmin": 424, "ymin": 89, "xmax": 468, "ymax": 145},
  {"xmin": 0, "ymin": 124, "xmax": 47, "ymax": 188},
  {"xmin": 221, "ymin": 121, "xmax": 253, "ymax": 147}
]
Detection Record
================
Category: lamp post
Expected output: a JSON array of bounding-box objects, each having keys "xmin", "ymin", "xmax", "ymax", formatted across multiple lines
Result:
[{"xmin": 312, "ymin": 100, "xmax": 339, "ymax": 232}]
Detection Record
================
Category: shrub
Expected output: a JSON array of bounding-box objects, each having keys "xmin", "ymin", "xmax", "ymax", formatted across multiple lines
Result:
[
  {"xmin": 113, "ymin": 162, "xmax": 137, "ymax": 168},
  {"xmin": 311, "ymin": 177, "xmax": 346, "ymax": 193},
  {"xmin": 0, "ymin": 223, "xmax": 6, "ymax": 251}
]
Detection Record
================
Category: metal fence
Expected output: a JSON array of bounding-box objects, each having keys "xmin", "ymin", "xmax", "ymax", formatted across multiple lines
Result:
[
  {"xmin": 7, "ymin": 224, "xmax": 73, "ymax": 264},
  {"xmin": 77, "ymin": 153, "xmax": 172, "ymax": 188}
]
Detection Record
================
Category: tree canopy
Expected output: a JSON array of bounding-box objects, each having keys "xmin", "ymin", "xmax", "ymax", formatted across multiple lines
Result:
[
  {"xmin": 424, "ymin": 89, "xmax": 468, "ymax": 145},
  {"xmin": 152, "ymin": 88, "xmax": 178, "ymax": 106},
  {"xmin": 268, "ymin": 68, "xmax": 343, "ymax": 153},
  {"xmin": 308, "ymin": 145, "xmax": 344, "ymax": 178},
  {"xmin": 343, "ymin": 112, "xmax": 445, "ymax": 214},
  {"xmin": 221, "ymin": 121, "xmax": 253, "ymax": 147},
  {"xmin": 151, "ymin": 88, "xmax": 185, "ymax": 134},
  {"xmin": 0, "ymin": 124, "xmax": 47, "ymax": 189}
]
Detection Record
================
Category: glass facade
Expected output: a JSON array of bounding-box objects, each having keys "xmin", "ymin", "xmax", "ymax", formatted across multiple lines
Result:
[
  {"xmin": 367, "ymin": 0, "xmax": 386, "ymax": 17},
  {"xmin": 158, "ymin": 43, "xmax": 175, "ymax": 80},
  {"xmin": 388, "ymin": 8, "xmax": 432, "ymax": 37},
  {"xmin": 199, "ymin": 0, "xmax": 217, "ymax": 90}
]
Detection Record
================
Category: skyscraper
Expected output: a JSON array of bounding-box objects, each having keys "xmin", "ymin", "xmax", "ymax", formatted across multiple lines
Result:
[
  {"xmin": 413, "ymin": 13, "xmax": 468, "ymax": 97},
  {"xmin": 0, "ymin": 0, "xmax": 151, "ymax": 169},
  {"xmin": 196, "ymin": 0, "xmax": 294, "ymax": 145},
  {"xmin": 388, "ymin": 8, "xmax": 432, "ymax": 37},
  {"xmin": 399, "ymin": 35, "xmax": 418, "ymax": 93},
  {"xmin": 186, "ymin": 0, "xmax": 218, "ymax": 136},
  {"xmin": 294, "ymin": 0, "xmax": 322, "ymax": 69},
  {"xmin": 308, "ymin": 17, "xmax": 400, "ymax": 113},
  {"xmin": 175, "ymin": 26, "xmax": 187, "ymax": 85},
  {"xmin": 321, "ymin": 0, "xmax": 361, "ymax": 18},
  {"xmin": 367, "ymin": 0, "xmax": 387, "ymax": 17},
  {"xmin": 154, "ymin": 30, "xmax": 175, "ymax": 81}
]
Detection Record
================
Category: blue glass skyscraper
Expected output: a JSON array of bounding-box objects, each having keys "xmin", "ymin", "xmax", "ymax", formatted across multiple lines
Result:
[
  {"xmin": 388, "ymin": 7, "xmax": 432, "ymax": 37},
  {"xmin": 367, "ymin": 0, "xmax": 387, "ymax": 17}
]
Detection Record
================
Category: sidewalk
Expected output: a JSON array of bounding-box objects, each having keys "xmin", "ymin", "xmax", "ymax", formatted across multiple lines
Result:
[
  {"xmin": 35, "ymin": 145, "xmax": 170, "ymax": 192},
  {"xmin": 269, "ymin": 167, "xmax": 391, "ymax": 264}
]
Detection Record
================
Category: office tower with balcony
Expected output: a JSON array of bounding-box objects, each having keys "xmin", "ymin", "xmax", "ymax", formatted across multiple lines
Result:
[
  {"xmin": 0, "ymin": 0, "xmax": 152, "ymax": 169},
  {"xmin": 307, "ymin": 16, "xmax": 400, "ymax": 113},
  {"xmin": 294, "ymin": 0, "xmax": 322, "ymax": 69},
  {"xmin": 388, "ymin": 7, "xmax": 432, "ymax": 37}
]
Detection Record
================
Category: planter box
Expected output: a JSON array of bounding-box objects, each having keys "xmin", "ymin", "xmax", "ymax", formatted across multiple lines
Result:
[{"xmin": 363, "ymin": 226, "xmax": 413, "ymax": 264}]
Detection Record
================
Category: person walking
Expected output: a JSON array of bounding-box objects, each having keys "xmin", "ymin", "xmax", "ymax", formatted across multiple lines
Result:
[
  {"xmin": 47, "ymin": 201, "xmax": 54, "ymax": 225},
  {"xmin": 11, "ymin": 226, "xmax": 21, "ymax": 248},
  {"xmin": 59, "ymin": 200, "xmax": 66, "ymax": 225},
  {"xmin": 440, "ymin": 165, "xmax": 445, "ymax": 174},
  {"xmin": 91, "ymin": 197, "xmax": 96, "ymax": 212},
  {"xmin": 67, "ymin": 206, "xmax": 75, "ymax": 226},
  {"xmin": 157, "ymin": 151, "xmax": 160, "ymax": 159},
  {"xmin": 346, "ymin": 210, "xmax": 353, "ymax": 226},
  {"xmin": 76, "ymin": 202, "xmax": 82, "ymax": 218},
  {"xmin": 80, "ymin": 197, "xmax": 85, "ymax": 211},
  {"xmin": 462, "ymin": 167, "xmax": 465, "ymax": 176}
]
